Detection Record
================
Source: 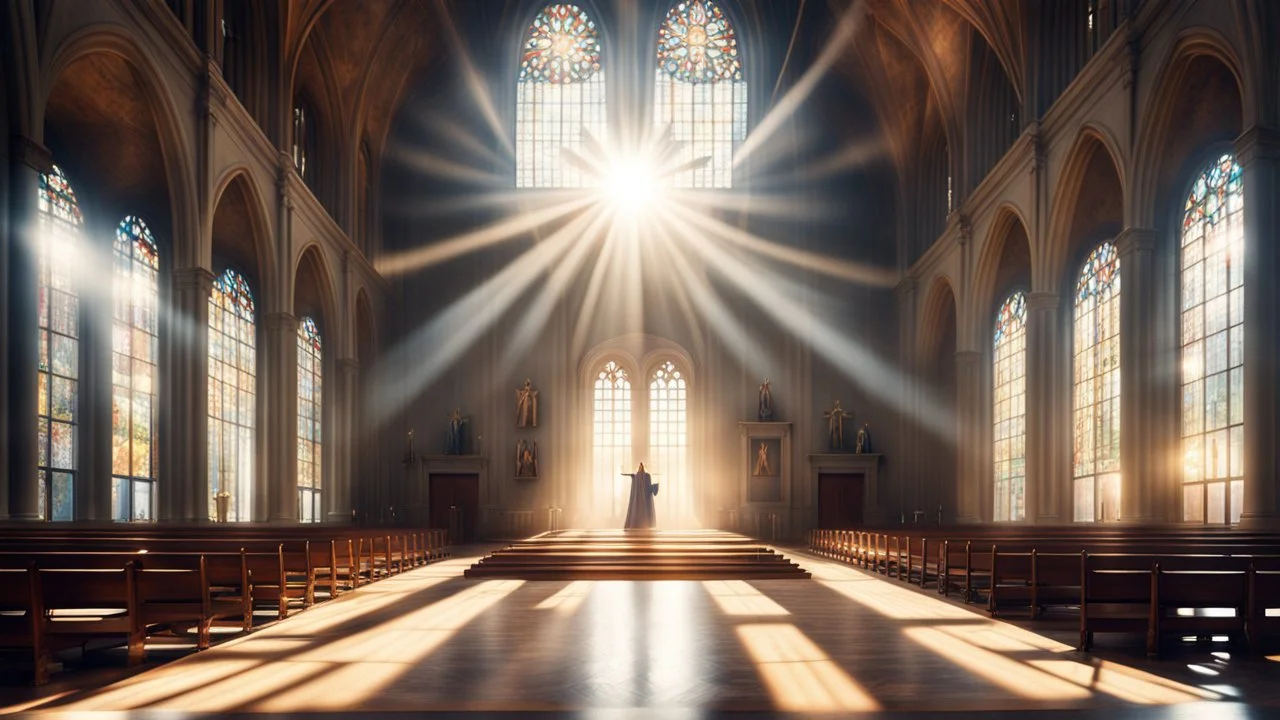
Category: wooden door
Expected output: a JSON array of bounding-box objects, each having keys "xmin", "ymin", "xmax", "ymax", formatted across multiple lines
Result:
[
  {"xmin": 818, "ymin": 473, "xmax": 865, "ymax": 528},
  {"xmin": 429, "ymin": 474, "xmax": 479, "ymax": 542}
]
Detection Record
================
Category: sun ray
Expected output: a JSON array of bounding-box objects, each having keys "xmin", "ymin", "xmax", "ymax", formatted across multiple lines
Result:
[
  {"xmin": 376, "ymin": 195, "xmax": 596, "ymax": 276},
  {"xmin": 735, "ymin": 0, "xmax": 868, "ymax": 168},
  {"xmin": 666, "ymin": 201, "xmax": 897, "ymax": 287},
  {"xmin": 368, "ymin": 205, "xmax": 604, "ymax": 425},
  {"xmin": 434, "ymin": 0, "xmax": 513, "ymax": 158},
  {"xmin": 498, "ymin": 206, "xmax": 614, "ymax": 378}
]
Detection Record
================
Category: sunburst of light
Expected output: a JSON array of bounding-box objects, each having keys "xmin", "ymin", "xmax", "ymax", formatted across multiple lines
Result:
[{"xmin": 372, "ymin": 0, "xmax": 955, "ymax": 446}]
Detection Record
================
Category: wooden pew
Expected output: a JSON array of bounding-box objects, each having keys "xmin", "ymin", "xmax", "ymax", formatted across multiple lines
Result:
[
  {"xmin": 1150, "ymin": 555, "xmax": 1250, "ymax": 656},
  {"xmin": 988, "ymin": 548, "xmax": 1082, "ymax": 618},
  {"xmin": 1249, "ymin": 555, "xmax": 1280, "ymax": 648},
  {"xmin": 1079, "ymin": 553, "xmax": 1155, "ymax": 652},
  {"xmin": 40, "ymin": 564, "xmax": 142, "ymax": 665},
  {"xmin": 0, "ymin": 565, "xmax": 47, "ymax": 684}
]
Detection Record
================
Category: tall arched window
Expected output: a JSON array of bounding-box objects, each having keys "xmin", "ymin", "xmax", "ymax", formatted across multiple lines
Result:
[
  {"xmin": 1072, "ymin": 241, "xmax": 1121, "ymax": 522},
  {"xmin": 992, "ymin": 291, "xmax": 1027, "ymax": 522},
  {"xmin": 297, "ymin": 316, "xmax": 323, "ymax": 523},
  {"xmin": 112, "ymin": 216, "xmax": 160, "ymax": 522},
  {"xmin": 592, "ymin": 361, "xmax": 632, "ymax": 520},
  {"xmin": 649, "ymin": 360, "xmax": 690, "ymax": 521},
  {"xmin": 516, "ymin": 4, "xmax": 606, "ymax": 188},
  {"xmin": 37, "ymin": 165, "xmax": 84, "ymax": 522},
  {"xmin": 1180, "ymin": 154, "xmax": 1244, "ymax": 524},
  {"xmin": 208, "ymin": 268, "xmax": 256, "ymax": 521},
  {"xmin": 655, "ymin": 0, "xmax": 746, "ymax": 188}
]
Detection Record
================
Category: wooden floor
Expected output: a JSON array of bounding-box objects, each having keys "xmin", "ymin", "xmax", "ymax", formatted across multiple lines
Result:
[{"xmin": 3, "ymin": 537, "xmax": 1277, "ymax": 718}]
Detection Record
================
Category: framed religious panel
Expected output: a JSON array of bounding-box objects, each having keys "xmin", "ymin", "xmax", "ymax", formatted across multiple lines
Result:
[{"xmin": 739, "ymin": 422, "xmax": 792, "ymax": 508}]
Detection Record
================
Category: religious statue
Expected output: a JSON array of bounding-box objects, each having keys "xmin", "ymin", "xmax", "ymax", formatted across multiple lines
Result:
[
  {"xmin": 753, "ymin": 441, "xmax": 772, "ymax": 476},
  {"xmin": 516, "ymin": 439, "xmax": 539, "ymax": 478},
  {"xmin": 445, "ymin": 409, "xmax": 467, "ymax": 455},
  {"xmin": 516, "ymin": 378, "xmax": 539, "ymax": 428},
  {"xmin": 823, "ymin": 400, "xmax": 853, "ymax": 450},
  {"xmin": 621, "ymin": 462, "xmax": 657, "ymax": 529},
  {"xmin": 855, "ymin": 423, "xmax": 872, "ymax": 454},
  {"xmin": 758, "ymin": 378, "xmax": 773, "ymax": 421}
]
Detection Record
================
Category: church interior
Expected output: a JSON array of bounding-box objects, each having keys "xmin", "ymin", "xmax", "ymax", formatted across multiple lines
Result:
[{"xmin": 1, "ymin": 0, "xmax": 1279, "ymax": 716}]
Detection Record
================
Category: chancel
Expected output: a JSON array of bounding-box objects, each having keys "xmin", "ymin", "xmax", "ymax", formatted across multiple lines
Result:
[{"xmin": 1, "ymin": 0, "xmax": 1279, "ymax": 716}]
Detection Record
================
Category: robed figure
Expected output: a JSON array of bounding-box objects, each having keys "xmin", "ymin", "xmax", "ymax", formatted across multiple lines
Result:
[{"xmin": 622, "ymin": 462, "xmax": 657, "ymax": 529}]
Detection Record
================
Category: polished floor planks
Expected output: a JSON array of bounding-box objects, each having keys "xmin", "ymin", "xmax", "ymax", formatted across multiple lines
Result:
[{"xmin": 7, "ymin": 543, "xmax": 1278, "ymax": 717}]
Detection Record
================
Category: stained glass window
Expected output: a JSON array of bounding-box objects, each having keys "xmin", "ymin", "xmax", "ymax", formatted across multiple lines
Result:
[
  {"xmin": 655, "ymin": 0, "xmax": 746, "ymax": 188},
  {"xmin": 297, "ymin": 316, "xmax": 323, "ymax": 523},
  {"xmin": 649, "ymin": 361, "xmax": 690, "ymax": 524},
  {"xmin": 1072, "ymin": 241, "xmax": 1121, "ymax": 522},
  {"xmin": 992, "ymin": 291, "xmax": 1027, "ymax": 522},
  {"xmin": 112, "ymin": 216, "xmax": 160, "ymax": 522},
  {"xmin": 516, "ymin": 4, "xmax": 606, "ymax": 188},
  {"xmin": 208, "ymin": 268, "xmax": 256, "ymax": 521},
  {"xmin": 37, "ymin": 165, "xmax": 83, "ymax": 522},
  {"xmin": 593, "ymin": 361, "xmax": 631, "ymax": 521},
  {"xmin": 1180, "ymin": 154, "xmax": 1244, "ymax": 524}
]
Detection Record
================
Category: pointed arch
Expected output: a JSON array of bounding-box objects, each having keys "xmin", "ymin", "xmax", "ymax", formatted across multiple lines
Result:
[
  {"xmin": 970, "ymin": 204, "xmax": 1031, "ymax": 345},
  {"xmin": 516, "ymin": 3, "xmax": 607, "ymax": 188},
  {"xmin": 42, "ymin": 25, "xmax": 197, "ymax": 267},
  {"xmin": 654, "ymin": 0, "xmax": 746, "ymax": 188},
  {"xmin": 209, "ymin": 168, "xmax": 275, "ymax": 308},
  {"xmin": 1133, "ymin": 32, "xmax": 1245, "ymax": 228},
  {"xmin": 1045, "ymin": 127, "xmax": 1125, "ymax": 292}
]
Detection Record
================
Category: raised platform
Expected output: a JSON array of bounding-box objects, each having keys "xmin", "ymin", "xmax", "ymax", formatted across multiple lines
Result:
[{"xmin": 464, "ymin": 529, "xmax": 810, "ymax": 580}]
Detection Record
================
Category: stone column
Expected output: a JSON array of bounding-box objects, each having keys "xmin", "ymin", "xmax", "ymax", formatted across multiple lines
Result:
[
  {"xmin": 7, "ymin": 138, "xmax": 52, "ymax": 520},
  {"xmin": 1024, "ymin": 292, "xmax": 1063, "ymax": 523},
  {"xmin": 264, "ymin": 312, "xmax": 299, "ymax": 523},
  {"xmin": 329, "ymin": 358, "xmax": 359, "ymax": 522},
  {"xmin": 169, "ymin": 267, "xmax": 214, "ymax": 521},
  {"xmin": 1239, "ymin": 127, "xmax": 1280, "ymax": 528},
  {"xmin": 1116, "ymin": 229, "xmax": 1159, "ymax": 522},
  {"xmin": 894, "ymin": 278, "xmax": 919, "ymax": 514},
  {"xmin": 954, "ymin": 350, "xmax": 983, "ymax": 523}
]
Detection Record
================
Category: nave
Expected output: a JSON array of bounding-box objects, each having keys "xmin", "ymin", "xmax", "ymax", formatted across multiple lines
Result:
[{"xmin": 3, "ymin": 545, "xmax": 1274, "ymax": 717}]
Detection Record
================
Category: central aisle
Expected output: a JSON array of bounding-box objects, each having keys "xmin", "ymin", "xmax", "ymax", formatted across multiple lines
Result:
[{"xmin": 16, "ymin": 550, "xmax": 1254, "ymax": 716}]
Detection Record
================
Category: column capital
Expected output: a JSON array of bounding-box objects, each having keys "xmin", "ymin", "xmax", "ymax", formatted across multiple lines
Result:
[
  {"xmin": 263, "ymin": 311, "xmax": 299, "ymax": 332},
  {"xmin": 173, "ymin": 266, "xmax": 216, "ymax": 293},
  {"xmin": 9, "ymin": 135, "xmax": 53, "ymax": 174},
  {"xmin": 1115, "ymin": 227, "xmax": 1156, "ymax": 257},
  {"xmin": 1024, "ymin": 292, "xmax": 1059, "ymax": 311},
  {"xmin": 1234, "ymin": 126, "xmax": 1280, "ymax": 167},
  {"xmin": 338, "ymin": 357, "xmax": 360, "ymax": 374},
  {"xmin": 954, "ymin": 350, "xmax": 982, "ymax": 367}
]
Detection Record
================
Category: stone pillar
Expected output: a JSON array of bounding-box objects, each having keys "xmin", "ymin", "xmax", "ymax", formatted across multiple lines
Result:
[
  {"xmin": 954, "ymin": 350, "xmax": 983, "ymax": 523},
  {"xmin": 7, "ymin": 138, "xmax": 52, "ymax": 520},
  {"xmin": 894, "ymin": 278, "xmax": 919, "ymax": 514},
  {"xmin": 1024, "ymin": 292, "xmax": 1063, "ymax": 523},
  {"xmin": 1114, "ymin": 228, "xmax": 1158, "ymax": 523},
  {"xmin": 1239, "ymin": 127, "xmax": 1280, "ymax": 528},
  {"xmin": 329, "ymin": 358, "xmax": 358, "ymax": 522},
  {"xmin": 169, "ymin": 267, "xmax": 214, "ymax": 521},
  {"xmin": 265, "ymin": 311, "xmax": 299, "ymax": 523}
]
